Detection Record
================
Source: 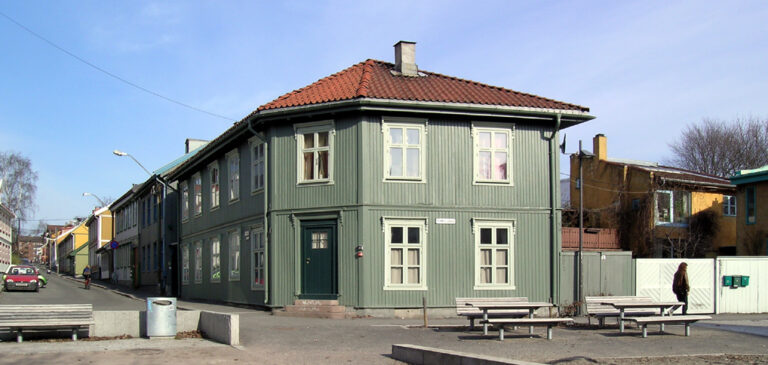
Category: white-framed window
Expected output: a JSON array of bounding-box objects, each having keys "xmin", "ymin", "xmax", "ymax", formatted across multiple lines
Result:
[
  {"xmin": 723, "ymin": 195, "xmax": 736, "ymax": 217},
  {"xmin": 194, "ymin": 240, "xmax": 202, "ymax": 283},
  {"xmin": 227, "ymin": 149, "xmax": 240, "ymax": 202},
  {"xmin": 655, "ymin": 190, "xmax": 691, "ymax": 225},
  {"xmin": 210, "ymin": 236, "xmax": 221, "ymax": 283},
  {"xmin": 209, "ymin": 161, "xmax": 220, "ymax": 210},
  {"xmin": 249, "ymin": 137, "xmax": 265, "ymax": 193},
  {"xmin": 251, "ymin": 228, "xmax": 265, "ymax": 290},
  {"xmin": 383, "ymin": 119, "xmax": 425, "ymax": 181},
  {"xmin": 295, "ymin": 120, "xmax": 334, "ymax": 184},
  {"xmin": 181, "ymin": 243, "xmax": 189, "ymax": 285},
  {"xmin": 472, "ymin": 123, "xmax": 513, "ymax": 184},
  {"xmin": 193, "ymin": 173, "xmax": 202, "ymax": 216},
  {"xmin": 228, "ymin": 230, "xmax": 240, "ymax": 281},
  {"xmin": 473, "ymin": 220, "xmax": 515, "ymax": 289},
  {"xmin": 181, "ymin": 181, "xmax": 189, "ymax": 222},
  {"xmin": 383, "ymin": 218, "xmax": 427, "ymax": 290}
]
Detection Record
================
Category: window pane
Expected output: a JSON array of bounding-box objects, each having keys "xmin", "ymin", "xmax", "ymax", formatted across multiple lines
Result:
[
  {"xmin": 390, "ymin": 128, "xmax": 403, "ymax": 144},
  {"xmin": 480, "ymin": 228, "xmax": 492, "ymax": 244},
  {"xmin": 481, "ymin": 249, "xmax": 492, "ymax": 265},
  {"xmin": 390, "ymin": 148, "xmax": 403, "ymax": 176},
  {"xmin": 406, "ymin": 128, "xmax": 419, "ymax": 145},
  {"xmin": 407, "ymin": 227, "xmax": 420, "ymax": 244},
  {"xmin": 478, "ymin": 132, "xmax": 491, "ymax": 148},
  {"xmin": 481, "ymin": 268, "xmax": 491, "ymax": 283},
  {"xmin": 391, "ymin": 248, "xmax": 403, "ymax": 265},
  {"xmin": 496, "ymin": 249, "xmax": 508, "ymax": 265},
  {"xmin": 494, "ymin": 132, "xmax": 507, "ymax": 149},
  {"xmin": 407, "ymin": 249, "xmax": 419, "ymax": 265},
  {"xmin": 496, "ymin": 228, "xmax": 508, "ymax": 244},
  {"xmin": 391, "ymin": 227, "xmax": 403, "ymax": 244},
  {"xmin": 408, "ymin": 268, "xmax": 420, "ymax": 284},
  {"xmin": 406, "ymin": 148, "xmax": 420, "ymax": 177},
  {"xmin": 303, "ymin": 133, "xmax": 314, "ymax": 148},
  {"xmin": 318, "ymin": 151, "xmax": 329, "ymax": 179},
  {"xmin": 657, "ymin": 192, "xmax": 671, "ymax": 222},
  {"xmin": 303, "ymin": 152, "xmax": 314, "ymax": 180},
  {"xmin": 673, "ymin": 191, "xmax": 689, "ymax": 223},
  {"xmin": 478, "ymin": 151, "xmax": 491, "ymax": 179},
  {"xmin": 317, "ymin": 132, "xmax": 329, "ymax": 147},
  {"xmin": 496, "ymin": 268, "xmax": 508, "ymax": 284},
  {"xmin": 494, "ymin": 152, "xmax": 507, "ymax": 180},
  {"xmin": 391, "ymin": 268, "xmax": 403, "ymax": 284}
]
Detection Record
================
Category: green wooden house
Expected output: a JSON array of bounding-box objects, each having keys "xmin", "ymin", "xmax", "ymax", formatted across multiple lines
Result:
[{"xmin": 168, "ymin": 42, "xmax": 594, "ymax": 315}]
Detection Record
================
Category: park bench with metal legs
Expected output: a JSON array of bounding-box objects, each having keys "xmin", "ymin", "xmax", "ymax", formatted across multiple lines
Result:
[
  {"xmin": 585, "ymin": 296, "xmax": 658, "ymax": 327},
  {"xmin": 0, "ymin": 304, "xmax": 94, "ymax": 343},
  {"xmin": 622, "ymin": 315, "xmax": 711, "ymax": 338},
  {"xmin": 455, "ymin": 297, "xmax": 528, "ymax": 330},
  {"xmin": 482, "ymin": 318, "xmax": 573, "ymax": 340}
]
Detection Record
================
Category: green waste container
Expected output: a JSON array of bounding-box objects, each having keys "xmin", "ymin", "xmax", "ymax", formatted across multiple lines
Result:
[
  {"xmin": 732, "ymin": 275, "xmax": 742, "ymax": 288},
  {"xmin": 741, "ymin": 276, "xmax": 750, "ymax": 287},
  {"xmin": 722, "ymin": 276, "xmax": 732, "ymax": 286}
]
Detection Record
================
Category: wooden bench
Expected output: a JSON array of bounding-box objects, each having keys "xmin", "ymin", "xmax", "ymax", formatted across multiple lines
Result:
[
  {"xmin": 455, "ymin": 297, "xmax": 528, "ymax": 330},
  {"xmin": 483, "ymin": 318, "xmax": 573, "ymax": 340},
  {"xmin": 623, "ymin": 315, "xmax": 711, "ymax": 338},
  {"xmin": 0, "ymin": 304, "xmax": 94, "ymax": 342},
  {"xmin": 585, "ymin": 296, "xmax": 657, "ymax": 327}
]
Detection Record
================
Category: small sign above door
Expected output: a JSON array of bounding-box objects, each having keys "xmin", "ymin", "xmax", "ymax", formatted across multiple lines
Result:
[{"xmin": 436, "ymin": 218, "xmax": 456, "ymax": 225}]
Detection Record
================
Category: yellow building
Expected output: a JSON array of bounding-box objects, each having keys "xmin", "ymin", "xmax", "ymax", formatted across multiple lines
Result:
[
  {"xmin": 56, "ymin": 222, "xmax": 89, "ymax": 276},
  {"xmin": 730, "ymin": 165, "xmax": 768, "ymax": 255},
  {"xmin": 569, "ymin": 134, "xmax": 737, "ymax": 257}
]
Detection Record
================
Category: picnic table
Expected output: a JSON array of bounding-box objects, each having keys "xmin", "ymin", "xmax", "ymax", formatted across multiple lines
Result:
[
  {"xmin": 601, "ymin": 300, "xmax": 684, "ymax": 333},
  {"xmin": 467, "ymin": 302, "xmax": 553, "ymax": 336}
]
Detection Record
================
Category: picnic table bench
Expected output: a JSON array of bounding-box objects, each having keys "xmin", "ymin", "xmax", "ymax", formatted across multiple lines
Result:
[
  {"xmin": 455, "ymin": 297, "xmax": 528, "ymax": 330},
  {"xmin": 623, "ymin": 315, "xmax": 711, "ymax": 338},
  {"xmin": 483, "ymin": 317, "xmax": 573, "ymax": 340},
  {"xmin": 585, "ymin": 296, "xmax": 658, "ymax": 327},
  {"xmin": 0, "ymin": 304, "xmax": 94, "ymax": 342}
]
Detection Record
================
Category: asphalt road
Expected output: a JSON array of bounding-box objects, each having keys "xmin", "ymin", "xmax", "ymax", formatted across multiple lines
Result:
[{"xmin": 0, "ymin": 270, "xmax": 146, "ymax": 311}]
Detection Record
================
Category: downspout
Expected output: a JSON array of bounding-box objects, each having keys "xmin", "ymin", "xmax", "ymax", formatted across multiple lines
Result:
[
  {"xmin": 549, "ymin": 114, "xmax": 562, "ymax": 305},
  {"xmin": 247, "ymin": 119, "xmax": 269, "ymax": 304}
]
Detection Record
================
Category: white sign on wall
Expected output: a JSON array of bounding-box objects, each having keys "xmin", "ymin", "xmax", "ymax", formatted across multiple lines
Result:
[{"xmin": 436, "ymin": 218, "xmax": 456, "ymax": 225}]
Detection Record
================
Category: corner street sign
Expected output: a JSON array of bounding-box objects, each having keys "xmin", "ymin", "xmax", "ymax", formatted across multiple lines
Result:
[{"xmin": 110, "ymin": 240, "xmax": 119, "ymax": 249}]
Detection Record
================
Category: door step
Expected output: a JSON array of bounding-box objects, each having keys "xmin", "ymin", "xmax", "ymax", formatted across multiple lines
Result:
[{"xmin": 273, "ymin": 299, "xmax": 347, "ymax": 319}]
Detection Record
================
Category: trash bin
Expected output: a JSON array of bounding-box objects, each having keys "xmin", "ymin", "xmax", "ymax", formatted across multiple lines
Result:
[
  {"xmin": 722, "ymin": 275, "xmax": 732, "ymax": 286},
  {"xmin": 146, "ymin": 297, "xmax": 177, "ymax": 338},
  {"xmin": 741, "ymin": 275, "xmax": 750, "ymax": 287}
]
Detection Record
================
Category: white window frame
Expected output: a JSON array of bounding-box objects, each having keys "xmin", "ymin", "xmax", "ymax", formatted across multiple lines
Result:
[
  {"xmin": 192, "ymin": 172, "xmax": 202, "ymax": 217},
  {"xmin": 472, "ymin": 122, "xmax": 514, "ymax": 185},
  {"xmin": 249, "ymin": 137, "xmax": 266, "ymax": 193},
  {"xmin": 382, "ymin": 118, "xmax": 426, "ymax": 182},
  {"xmin": 210, "ymin": 236, "xmax": 221, "ymax": 283},
  {"xmin": 228, "ymin": 229, "xmax": 241, "ymax": 281},
  {"xmin": 226, "ymin": 149, "xmax": 240, "ymax": 203},
  {"xmin": 723, "ymin": 195, "xmax": 736, "ymax": 217},
  {"xmin": 181, "ymin": 243, "xmax": 189, "ymax": 285},
  {"xmin": 180, "ymin": 181, "xmax": 189, "ymax": 222},
  {"xmin": 251, "ymin": 227, "xmax": 265, "ymax": 290},
  {"xmin": 294, "ymin": 120, "xmax": 334, "ymax": 185},
  {"xmin": 655, "ymin": 190, "xmax": 691, "ymax": 226},
  {"xmin": 194, "ymin": 240, "xmax": 202, "ymax": 284},
  {"xmin": 209, "ymin": 161, "xmax": 220, "ymax": 210},
  {"xmin": 383, "ymin": 218, "xmax": 427, "ymax": 290},
  {"xmin": 473, "ymin": 219, "xmax": 515, "ymax": 290}
]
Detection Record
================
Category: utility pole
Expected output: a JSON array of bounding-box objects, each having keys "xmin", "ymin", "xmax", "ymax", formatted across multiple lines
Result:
[{"xmin": 578, "ymin": 140, "xmax": 584, "ymax": 315}]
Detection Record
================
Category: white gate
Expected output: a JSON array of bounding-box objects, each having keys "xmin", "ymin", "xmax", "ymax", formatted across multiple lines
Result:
[
  {"xmin": 635, "ymin": 259, "xmax": 715, "ymax": 314},
  {"xmin": 716, "ymin": 257, "xmax": 768, "ymax": 314}
]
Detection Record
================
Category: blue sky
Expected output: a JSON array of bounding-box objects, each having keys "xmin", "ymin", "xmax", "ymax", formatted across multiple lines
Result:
[{"xmin": 1, "ymin": 1, "xmax": 766, "ymax": 232}]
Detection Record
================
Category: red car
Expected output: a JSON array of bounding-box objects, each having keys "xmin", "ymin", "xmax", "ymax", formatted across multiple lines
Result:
[{"xmin": 4, "ymin": 265, "xmax": 40, "ymax": 292}]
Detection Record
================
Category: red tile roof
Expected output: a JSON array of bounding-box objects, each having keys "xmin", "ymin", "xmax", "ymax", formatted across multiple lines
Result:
[{"xmin": 257, "ymin": 59, "xmax": 589, "ymax": 112}]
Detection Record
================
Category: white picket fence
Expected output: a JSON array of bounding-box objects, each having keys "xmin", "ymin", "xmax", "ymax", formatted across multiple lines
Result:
[{"xmin": 635, "ymin": 257, "xmax": 768, "ymax": 314}]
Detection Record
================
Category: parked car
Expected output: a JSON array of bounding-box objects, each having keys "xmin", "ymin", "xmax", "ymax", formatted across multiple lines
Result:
[{"xmin": 4, "ymin": 265, "xmax": 40, "ymax": 292}]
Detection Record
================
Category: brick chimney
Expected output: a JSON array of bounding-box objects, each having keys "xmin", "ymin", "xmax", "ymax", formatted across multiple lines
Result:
[
  {"xmin": 394, "ymin": 41, "xmax": 418, "ymax": 76},
  {"xmin": 593, "ymin": 134, "xmax": 607, "ymax": 160}
]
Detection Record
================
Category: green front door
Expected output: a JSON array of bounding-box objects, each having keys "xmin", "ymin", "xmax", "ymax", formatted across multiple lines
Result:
[{"xmin": 301, "ymin": 220, "xmax": 337, "ymax": 299}]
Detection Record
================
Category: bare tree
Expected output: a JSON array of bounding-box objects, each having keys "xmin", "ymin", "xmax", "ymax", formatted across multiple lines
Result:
[
  {"xmin": 667, "ymin": 117, "xmax": 768, "ymax": 177},
  {"xmin": 0, "ymin": 151, "xmax": 38, "ymax": 221}
]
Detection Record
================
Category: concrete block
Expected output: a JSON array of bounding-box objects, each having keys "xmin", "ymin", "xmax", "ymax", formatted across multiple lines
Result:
[
  {"xmin": 391, "ymin": 344, "xmax": 543, "ymax": 365},
  {"xmin": 199, "ymin": 311, "xmax": 239, "ymax": 346},
  {"xmin": 93, "ymin": 311, "xmax": 140, "ymax": 337},
  {"xmin": 177, "ymin": 310, "xmax": 201, "ymax": 332}
]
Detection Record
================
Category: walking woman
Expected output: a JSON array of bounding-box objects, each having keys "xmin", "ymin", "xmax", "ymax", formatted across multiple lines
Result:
[{"xmin": 672, "ymin": 262, "xmax": 690, "ymax": 314}]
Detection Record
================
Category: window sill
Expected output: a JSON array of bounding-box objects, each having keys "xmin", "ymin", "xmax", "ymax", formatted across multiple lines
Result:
[
  {"xmin": 251, "ymin": 188, "xmax": 265, "ymax": 196},
  {"xmin": 211, "ymin": 279, "xmax": 220, "ymax": 283},
  {"xmin": 210, "ymin": 206, "xmax": 220, "ymax": 212},
  {"xmin": 655, "ymin": 222, "xmax": 689, "ymax": 228},
  {"xmin": 473, "ymin": 180, "xmax": 513, "ymax": 186},
  {"xmin": 297, "ymin": 180, "xmax": 334, "ymax": 186},
  {"xmin": 383, "ymin": 178, "xmax": 425, "ymax": 184},
  {"xmin": 229, "ymin": 277, "xmax": 241, "ymax": 282},
  {"xmin": 251, "ymin": 285, "xmax": 265, "ymax": 291},
  {"xmin": 228, "ymin": 198, "xmax": 240, "ymax": 205}
]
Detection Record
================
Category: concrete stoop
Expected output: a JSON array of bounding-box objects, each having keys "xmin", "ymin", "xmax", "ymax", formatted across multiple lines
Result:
[{"xmin": 273, "ymin": 299, "xmax": 348, "ymax": 319}]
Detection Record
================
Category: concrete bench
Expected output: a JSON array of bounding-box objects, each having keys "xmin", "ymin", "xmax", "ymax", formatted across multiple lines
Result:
[
  {"xmin": 0, "ymin": 304, "xmax": 94, "ymax": 342},
  {"xmin": 483, "ymin": 318, "xmax": 573, "ymax": 340},
  {"xmin": 585, "ymin": 296, "xmax": 657, "ymax": 327},
  {"xmin": 455, "ymin": 297, "xmax": 528, "ymax": 330},
  {"xmin": 623, "ymin": 315, "xmax": 711, "ymax": 338}
]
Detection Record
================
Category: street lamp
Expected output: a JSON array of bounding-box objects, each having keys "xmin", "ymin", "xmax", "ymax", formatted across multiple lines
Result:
[
  {"xmin": 113, "ymin": 150, "xmax": 152, "ymax": 176},
  {"xmin": 82, "ymin": 192, "xmax": 106, "ymax": 207}
]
